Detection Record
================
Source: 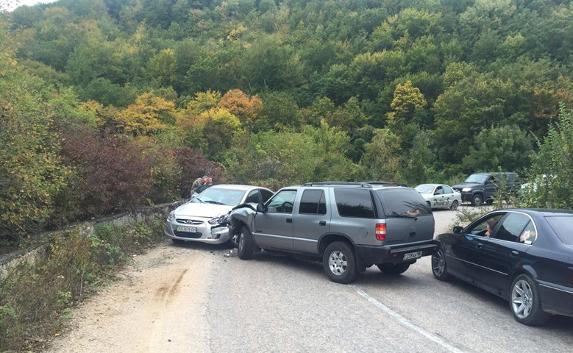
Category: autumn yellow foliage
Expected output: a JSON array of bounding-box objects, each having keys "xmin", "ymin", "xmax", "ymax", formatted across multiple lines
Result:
[{"xmin": 116, "ymin": 93, "xmax": 177, "ymax": 135}]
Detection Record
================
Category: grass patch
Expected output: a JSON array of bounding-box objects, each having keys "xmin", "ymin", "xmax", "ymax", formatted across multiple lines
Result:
[{"xmin": 0, "ymin": 216, "xmax": 164, "ymax": 352}]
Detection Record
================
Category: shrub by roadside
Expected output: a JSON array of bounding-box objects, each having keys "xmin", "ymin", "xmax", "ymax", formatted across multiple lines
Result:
[{"xmin": 0, "ymin": 216, "xmax": 164, "ymax": 352}]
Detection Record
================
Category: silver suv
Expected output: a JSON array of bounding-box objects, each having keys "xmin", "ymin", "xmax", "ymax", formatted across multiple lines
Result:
[{"xmin": 229, "ymin": 182, "xmax": 437, "ymax": 284}]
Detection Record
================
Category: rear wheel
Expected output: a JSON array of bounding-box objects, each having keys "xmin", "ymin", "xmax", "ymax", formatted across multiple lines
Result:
[
  {"xmin": 471, "ymin": 194, "xmax": 483, "ymax": 206},
  {"xmin": 431, "ymin": 247, "xmax": 450, "ymax": 281},
  {"xmin": 377, "ymin": 263, "xmax": 410, "ymax": 275},
  {"xmin": 237, "ymin": 226, "xmax": 256, "ymax": 260},
  {"xmin": 450, "ymin": 200, "xmax": 459, "ymax": 211},
  {"xmin": 323, "ymin": 241, "xmax": 358, "ymax": 284},
  {"xmin": 510, "ymin": 274, "xmax": 550, "ymax": 326}
]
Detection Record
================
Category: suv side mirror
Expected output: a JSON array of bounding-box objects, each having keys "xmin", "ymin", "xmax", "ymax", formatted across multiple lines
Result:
[
  {"xmin": 256, "ymin": 203, "xmax": 267, "ymax": 213},
  {"xmin": 453, "ymin": 225, "xmax": 464, "ymax": 234}
]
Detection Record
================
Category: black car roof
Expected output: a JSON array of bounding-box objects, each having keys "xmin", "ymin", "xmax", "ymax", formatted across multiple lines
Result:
[{"xmin": 498, "ymin": 208, "xmax": 573, "ymax": 217}]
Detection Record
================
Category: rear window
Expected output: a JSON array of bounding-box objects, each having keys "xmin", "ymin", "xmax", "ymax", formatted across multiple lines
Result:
[
  {"xmin": 546, "ymin": 216, "xmax": 573, "ymax": 245},
  {"xmin": 376, "ymin": 189, "xmax": 431, "ymax": 218},
  {"xmin": 334, "ymin": 189, "xmax": 376, "ymax": 218}
]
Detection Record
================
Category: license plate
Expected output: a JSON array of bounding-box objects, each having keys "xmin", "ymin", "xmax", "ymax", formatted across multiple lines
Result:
[
  {"xmin": 176, "ymin": 226, "xmax": 197, "ymax": 233},
  {"xmin": 403, "ymin": 251, "xmax": 423, "ymax": 261}
]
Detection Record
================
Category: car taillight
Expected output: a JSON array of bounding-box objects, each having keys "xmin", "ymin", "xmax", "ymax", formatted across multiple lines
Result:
[{"xmin": 375, "ymin": 223, "xmax": 386, "ymax": 241}]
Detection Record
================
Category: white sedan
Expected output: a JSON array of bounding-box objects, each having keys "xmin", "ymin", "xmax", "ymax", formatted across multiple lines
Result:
[
  {"xmin": 165, "ymin": 184, "xmax": 273, "ymax": 245},
  {"xmin": 415, "ymin": 184, "xmax": 462, "ymax": 210}
]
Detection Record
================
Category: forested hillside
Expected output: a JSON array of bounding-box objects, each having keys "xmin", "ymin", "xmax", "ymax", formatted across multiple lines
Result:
[{"xmin": 2, "ymin": 0, "xmax": 573, "ymax": 239}]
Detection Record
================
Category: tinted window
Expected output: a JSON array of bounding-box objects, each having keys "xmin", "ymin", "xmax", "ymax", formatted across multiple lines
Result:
[
  {"xmin": 468, "ymin": 214, "xmax": 504, "ymax": 236},
  {"xmin": 261, "ymin": 189, "xmax": 273, "ymax": 202},
  {"xmin": 267, "ymin": 190, "xmax": 297, "ymax": 214},
  {"xmin": 377, "ymin": 189, "xmax": 431, "ymax": 218},
  {"xmin": 334, "ymin": 189, "xmax": 375, "ymax": 218},
  {"xmin": 519, "ymin": 221, "xmax": 537, "ymax": 244},
  {"xmin": 244, "ymin": 190, "xmax": 260, "ymax": 203},
  {"xmin": 546, "ymin": 216, "xmax": 573, "ymax": 245},
  {"xmin": 495, "ymin": 213, "xmax": 530, "ymax": 242},
  {"xmin": 299, "ymin": 189, "xmax": 327, "ymax": 215},
  {"xmin": 434, "ymin": 186, "xmax": 444, "ymax": 195}
]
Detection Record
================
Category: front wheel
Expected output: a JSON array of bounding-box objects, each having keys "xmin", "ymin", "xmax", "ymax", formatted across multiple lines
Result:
[
  {"xmin": 323, "ymin": 241, "xmax": 358, "ymax": 284},
  {"xmin": 237, "ymin": 226, "xmax": 256, "ymax": 260},
  {"xmin": 377, "ymin": 263, "xmax": 410, "ymax": 275},
  {"xmin": 471, "ymin": 194, "xmax": 483, "ymax": 206},
  {"xmin": 510, "ymin": 274, "xmax": 550, "ymax": 326},
  {"xmin": 431, "ymin": 247, "xmax": 450, "ymax": 281}
]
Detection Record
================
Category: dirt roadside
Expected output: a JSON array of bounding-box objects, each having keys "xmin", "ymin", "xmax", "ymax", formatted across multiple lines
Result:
[{"xmin": 48, "ymin": 244, "xmax": 215, "ymax": 353}]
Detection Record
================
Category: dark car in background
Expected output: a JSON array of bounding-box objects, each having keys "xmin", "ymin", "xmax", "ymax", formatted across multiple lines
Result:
[
  {"xmin": 432, "ymin": 209, "xmax": 573, "ymax": 325},
  {"xmin": 453, "ymin": 172, "xmax": 520, "ymax": 206}
]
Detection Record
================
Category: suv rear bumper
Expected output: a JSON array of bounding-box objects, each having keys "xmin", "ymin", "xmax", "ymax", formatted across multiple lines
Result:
[{"xmin": 355, "ymin": 240, "xmax": 438, "ymax": 265}]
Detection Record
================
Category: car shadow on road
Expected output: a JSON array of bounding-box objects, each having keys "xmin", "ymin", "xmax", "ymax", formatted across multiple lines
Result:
[{"xmin": 168, "ymin": 240, "xmax": 233, "ymax": 252}]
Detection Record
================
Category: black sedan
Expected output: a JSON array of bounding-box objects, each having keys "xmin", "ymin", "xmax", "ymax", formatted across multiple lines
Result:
[{"xmin": 432, "ymin": 209, "xmax": 573, "ymax": 325}]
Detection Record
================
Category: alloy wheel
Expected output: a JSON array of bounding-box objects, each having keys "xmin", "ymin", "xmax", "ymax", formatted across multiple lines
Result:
[
  {"xmin": 432, "ymin": 249, "xmax": 446, "ymax": 277},
  {"xmin": 512, "ymin": 279, "xmax": 534, "ymax": 319},
  {"xmin": 328, "ymin": 250, "xmax": 348, "ymax": 275}
]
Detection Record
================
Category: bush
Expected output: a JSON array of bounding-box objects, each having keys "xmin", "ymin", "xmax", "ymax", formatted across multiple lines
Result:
[
  {"xmin": 0, "ymin": 217, "xmax": 164, "ymax": 351},
  {"xmin": 520, "ymin": 105, "xmax": 573, "ymax": 208}
]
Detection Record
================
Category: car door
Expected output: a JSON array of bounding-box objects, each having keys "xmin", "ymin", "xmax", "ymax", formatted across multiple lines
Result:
[
  {"xmin": 472, "ymin": 212, "xmax": 533, "ymax": 297},
  {"xmin": 253, "ymin": 189, "xmax": 297, "ymax": 251},
  {"xmin": 443, "ymin": 185, "xmax": 455, "ymax": 209},
  {"xmin": 447, "ymin": 213, "xmax": 505, "ymax": 281},
  {"xmin": 292, "ymin": 188, "xmax": 330, "ymax": 254},
  {"xmin": 433, "ymin": 186, "xmax": 445, "ymax": 208},
  {"xmin": 485, "ymin": 176, "xmax": 497, "ymax": 200}
]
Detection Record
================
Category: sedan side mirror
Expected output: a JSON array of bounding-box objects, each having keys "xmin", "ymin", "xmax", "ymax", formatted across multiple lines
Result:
[
  {"xmin": 453, "ymin": 225, "xmax": 464, "ymax": 234},
  {"xmin": 256, "ymin": 203, "xmax": 267, "ymax": 213}
]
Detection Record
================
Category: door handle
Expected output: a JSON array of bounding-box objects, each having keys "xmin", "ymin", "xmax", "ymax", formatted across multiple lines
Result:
[
  {"xmin": 286, "ymin": 218, "xmax": 293, "ymax": 223},
  {"xmin": 511, "ymin": 250, "xmax": 519, "ymax": 256},
  {"xmin": 319, "ymin": 221, "xmax": 327, "ymax": 226},
  {"xmin": 476, "ymin": 242, "xmax": 483, "ymax": 249}
]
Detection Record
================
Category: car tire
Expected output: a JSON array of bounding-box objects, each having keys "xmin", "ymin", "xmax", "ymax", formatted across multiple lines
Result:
[
  {"xmin": 510, "ymin": 274, "xmax": 550, "ymax": 326},
  {"xmin": 323, "ymin": 241, "xmax": 358, "ymax": 284},
  {"xmin": 237, "ymin": 226, "xmax": 256, "ymax": 260},
  {"xmin": 471, "ymin": 194, "xmax": 483, "ymax": 206},
  {"xmin": 431, "ymin": 247, "xmax": 451, "ymax": 281},
  {"xmin": 450, "ymin": 200, "xmax": 459, "ymax": 211},
  {"xmin": 485, "ymin": 198, "xmax": 494, "ymax": 205},
  {"xmin": 377, "ymin": 263, "xmax": 410, "ymax": 275}
]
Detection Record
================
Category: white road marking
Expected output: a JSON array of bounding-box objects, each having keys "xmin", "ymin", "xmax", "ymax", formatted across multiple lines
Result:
[{"xmin": 353, "ymin": 286, "xmax": 468, "ymax": 353}]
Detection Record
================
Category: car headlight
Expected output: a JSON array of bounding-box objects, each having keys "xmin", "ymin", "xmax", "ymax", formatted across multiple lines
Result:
[
  {"xmin": 167, "ymin": 211, "xmax": 175, "ymax": 221},
  {"xmin": 208, "ymin": 214, "xmax": 229, "ymax": 226},
  {"xmin": 462, "ymin": 187, "xmax": 472, "ymax": 192}
]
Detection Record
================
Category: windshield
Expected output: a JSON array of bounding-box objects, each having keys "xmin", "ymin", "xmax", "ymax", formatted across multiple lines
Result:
[
  {"xmin": 415, "ymin": 184, "xmax": 435, "ymax": 193},
  {"xmin": 465, "ymin": 174, "xmax": 488, "ymax": 183},
  {"xmin": 546, "ymin": 216, "xmax": 573, "ymax": 245},
  {"xmin": 191, "ymin": 187, "xmax": 246, "ymax": 206}
]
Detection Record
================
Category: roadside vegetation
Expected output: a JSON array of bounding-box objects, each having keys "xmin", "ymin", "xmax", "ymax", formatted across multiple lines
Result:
[
  {"xmin": 0, "ymin": 216, "xmax": 164, "ymax": 351},
  {"xmin": 2, "ymin": 0, "xmax": 573, "ymax": 244}
]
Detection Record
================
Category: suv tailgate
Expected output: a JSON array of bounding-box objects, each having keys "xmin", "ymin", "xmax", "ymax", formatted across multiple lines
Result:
[{"xmin": 375, "ymin": 188, "xmax": 435, "ymax": 245}]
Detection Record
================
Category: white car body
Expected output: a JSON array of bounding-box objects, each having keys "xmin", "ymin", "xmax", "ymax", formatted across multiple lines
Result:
[
  {"xmin": 415, "ymin": 184, "xmax": 462, "ymax": 210},
  {"xmin": 164, "ymin": 184, "xmax": 273, "ymax": 244}
]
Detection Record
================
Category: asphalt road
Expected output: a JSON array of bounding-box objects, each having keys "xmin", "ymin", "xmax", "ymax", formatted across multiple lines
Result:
[{"xmin": 50, "ymin": 209, "xmax": 573, "ymax": 353}]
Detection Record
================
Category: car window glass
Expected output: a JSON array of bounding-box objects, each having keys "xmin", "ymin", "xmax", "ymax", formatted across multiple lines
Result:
[
  {"xmin": 467, "ymin": 214, "xmax": 504, "ymax": 237},
  {"xmin": 261, "ymin": 189, "xmax": 273, "ymax": 202},
  {"xmin": 434, "ymin": 186, "xmax": 443, "ymax": 195},
  {"xmin": 267, "ymin": 190, "xmax": 297, "ymax": 214},
  {"xmin": 334, "ymin": 189, "xmax": 375, "ymax": 218},
  {"xmin": 443, "ymin": 186, "xmax": 454, "ymax": 194},
  {"xmin": 244, "ymin": 190, "xmax": 260, "ymax": 204},
  {"xmin": 299, "ymin": 189, "xmax": 327, "ymax": 215},
  {"xmin": 494, "ymin": 213, "xmax": 530, "ymax": 242},
  {"xmin": 377, "ymin": 189, "xmax": 431, "ymax": 218},
  {"xmin": 545, "ymin": 216, "xmax": 573, "ymax": 245},
  {"xmin": 519, "ymin": 221, "xmax": 537, "ymax": 244}
]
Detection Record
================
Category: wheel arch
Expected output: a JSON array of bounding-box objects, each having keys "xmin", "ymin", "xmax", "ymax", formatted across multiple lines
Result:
[{"xmin": 318, "ymin": 233, "xmax": 355, "ymax": 255}]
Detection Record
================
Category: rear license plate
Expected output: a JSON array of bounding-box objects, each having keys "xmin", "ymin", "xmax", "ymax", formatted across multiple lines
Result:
[
  {"xmin": 176, "ymin": 226, "xmax": 197, "ymax": 233},
  {"xmin": 403, "ymin": 251, "xmax": 423, "ymax": 261}
]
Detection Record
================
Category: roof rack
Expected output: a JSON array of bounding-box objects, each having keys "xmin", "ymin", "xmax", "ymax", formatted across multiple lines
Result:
[{"xmin": 303, "ymin": 181, "xmax": 406, "ymax": 188}]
